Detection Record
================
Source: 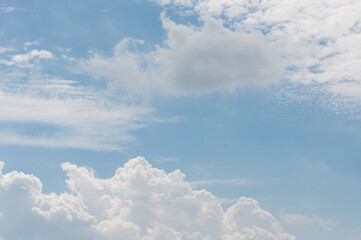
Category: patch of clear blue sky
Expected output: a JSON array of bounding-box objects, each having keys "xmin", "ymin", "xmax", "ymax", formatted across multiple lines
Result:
[
  {"xmin": 1, "ymin": 0, "xmax": 164, "ymax": 54},
  {"xmin": 1, "ymin": 0, "xmax": 361, "ymax": 239}
]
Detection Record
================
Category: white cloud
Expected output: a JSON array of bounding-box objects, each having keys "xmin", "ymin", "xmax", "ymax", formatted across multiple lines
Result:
[
  {"xmin": 0, "ymin": 47, "xmax": 15, "ymax": 54},
  {"xmin": 80, "ymin": 15, "xmax": 282, "ymax": 96},
  {"xmin": 280, "ymin": 214, "xmax": 338, "ymax": 230},
  {"xmin": 79, "ymin": 38, "xmax": 151, "ymax": 97},
  {"xmin": 147, "ymin": 0, "xmax": 361, "ymax": 111},
  {"xmin": 0, "ymin": 83, "xmax": 152, "ymax": 150},
  {"xmin": 11, "ymin": 50, "xmax": 54, "ymax": 63},
  {"xmin": 0, "ymin": 46, "xmax": 154, "ymax": 150},
  {"xmin": 24, "ymin": 41, "xmax": 40, "ymax": 47},
  {"xmin": 0, "ymin": 7, "xmax": 16, "ymax": 13},
  {"xmin": 0, "ymin": 157, "xmax": 295, "ymax": 240},
  {"xmin": 0, "ymin": 49, "xmax": 55, "ymax": 68},
  {"xmin": 152, "ymin": 16, "xmax": 282, "ymax": 95}
]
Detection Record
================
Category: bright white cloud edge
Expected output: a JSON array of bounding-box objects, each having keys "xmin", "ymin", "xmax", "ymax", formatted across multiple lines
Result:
[{"xmin": 0, "ymin": 157, "xmax": 294, "ymax": 240}]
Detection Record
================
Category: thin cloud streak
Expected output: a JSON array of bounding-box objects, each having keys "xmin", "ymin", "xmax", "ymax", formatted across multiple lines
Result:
[{"xmin": 190, "ymin": 179, "xmax": 249, "ymax": 187}]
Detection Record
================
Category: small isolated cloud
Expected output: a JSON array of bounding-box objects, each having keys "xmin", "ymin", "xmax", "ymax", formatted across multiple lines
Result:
[
  {"xmin": 0, "ymin": 7, "xmax": 17, "ymax": 13},
  {"xmin": 11, "ymin": 50, "xmax": 54, "ymax": 63},
  {"xmin": 0, "ymin": 157, "xmax": 294, "ymax": 240},
  {"xmin": 280, "ymin": 214, "xmax": 338, "ymax": 231},
  {"xmin": 24, "ymin": 41, "xmax": 40, "ymax": 47},
  {"xmin": 80, "ymin": 15, "xmax": 282, "ymax": 96}
]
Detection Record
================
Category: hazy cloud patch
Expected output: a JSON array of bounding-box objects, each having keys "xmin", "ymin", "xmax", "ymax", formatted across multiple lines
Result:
[{"xmin": 281, "ymin": 214, "xmax": 338, "ymax": 230}]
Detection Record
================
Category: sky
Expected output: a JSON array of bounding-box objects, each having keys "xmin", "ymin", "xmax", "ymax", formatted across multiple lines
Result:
[{"xmin": 0, "ymin": 0, "xmax": 361, "ymax": 239}]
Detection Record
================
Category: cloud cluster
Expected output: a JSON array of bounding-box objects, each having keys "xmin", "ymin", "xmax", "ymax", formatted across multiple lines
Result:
[
  {"xmin": 10, "ymin": 50, "xmax": 54, "ymax": 64},
  {"xmin": 3, "ymin": 0, "xmax": 361, "ymax": 149},
  {"xmin": 0, "ymin": 157, "xmax": 294, "ymax": 240},
  {"xmin": 145, "ymin": 0, "xmax": 361, "ymax": 109},
  {"xmin": 0, "ymin": 48, "xmax": 54, "ymax": 68},
  {"xmin": 80, "ymin": 15, "xmax": 282, "ymax": 96}
]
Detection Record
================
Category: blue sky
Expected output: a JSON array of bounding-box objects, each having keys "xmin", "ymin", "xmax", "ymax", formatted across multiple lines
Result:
[{"xmin": 1, "ymin": 0, "xmax": 361, "ymax": 239}]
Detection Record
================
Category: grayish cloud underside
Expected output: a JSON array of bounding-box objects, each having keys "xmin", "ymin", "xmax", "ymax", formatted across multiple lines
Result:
[
  {"xmin": 144, "ymin": 0, "xmax": 361, "ymax": 110},
  {"xmin": 80, "ymin": 16, "xmax": 281, "ymax": 96},
  {"xmin": 2, "ymin": 0, "xmax": 361, "ymax": 150},
  {"xmin": 0, "ymin": 158, "xmax": 294, "ymax": 240}
]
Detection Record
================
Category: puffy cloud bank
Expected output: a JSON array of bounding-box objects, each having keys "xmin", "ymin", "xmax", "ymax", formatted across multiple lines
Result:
[{"xmin": 0, "ymin": 157, "xmax": 294, "ymax": 240}]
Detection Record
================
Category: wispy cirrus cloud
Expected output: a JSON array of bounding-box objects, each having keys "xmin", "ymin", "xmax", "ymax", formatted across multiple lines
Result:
[
  {"xmin": 0, "ymin": 6, "xmax": 17, "ymax": 14},
  {"xmin": 0, "ymin": 45, "xmax": 154, "ymax": 151},
  {"xmin": 280, "ymin": 214, "xmax": 338, "ymax": 231},
  {"xmin": 190, "ymin": 178, "xmax": 249, "ymax": 187}
]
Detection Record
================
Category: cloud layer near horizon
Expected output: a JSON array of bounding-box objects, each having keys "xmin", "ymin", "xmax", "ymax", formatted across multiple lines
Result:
[{"xmin": 0, "ymin": 157, "xmax": 294, "ymax": 240}]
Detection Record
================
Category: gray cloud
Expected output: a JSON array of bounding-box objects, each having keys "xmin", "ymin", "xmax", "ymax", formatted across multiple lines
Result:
[
  {"xmin": 147, "ymin": 0, "xmax": 361, "ymax": 112},
  {"xmin": 80, "ymin": 15, "xmax": 283, "ymax": 96}
]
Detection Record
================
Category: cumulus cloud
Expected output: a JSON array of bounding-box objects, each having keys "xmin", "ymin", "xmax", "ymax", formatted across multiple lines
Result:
[
  {"xmin": 24, "ymin": 41, "xmax": 40, "ymax": 47},
  {"xmin": 0, "ymin": 157, "xmax": 294, "ymax": 240},
  {"xmin": 79, "ymin": 38, "xmax": 151, "ymax": 97},
  {"xmin": 80, "ymin": 15, "xmax": 282, "ymax": 96},
  {"xmin": 11, "ymin": 50, "xmax": 54, "ymax": 63},
  {"xmin": 146, "ymin": 0, "xmax": 361, "ymax": 110},
  {"xmin": 153, "ymin": 16, "xmax": 282, "ymax": 95},
  {"xmin": 0, "ymin": 49, "xmax": 55, "ymax": 68}
]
